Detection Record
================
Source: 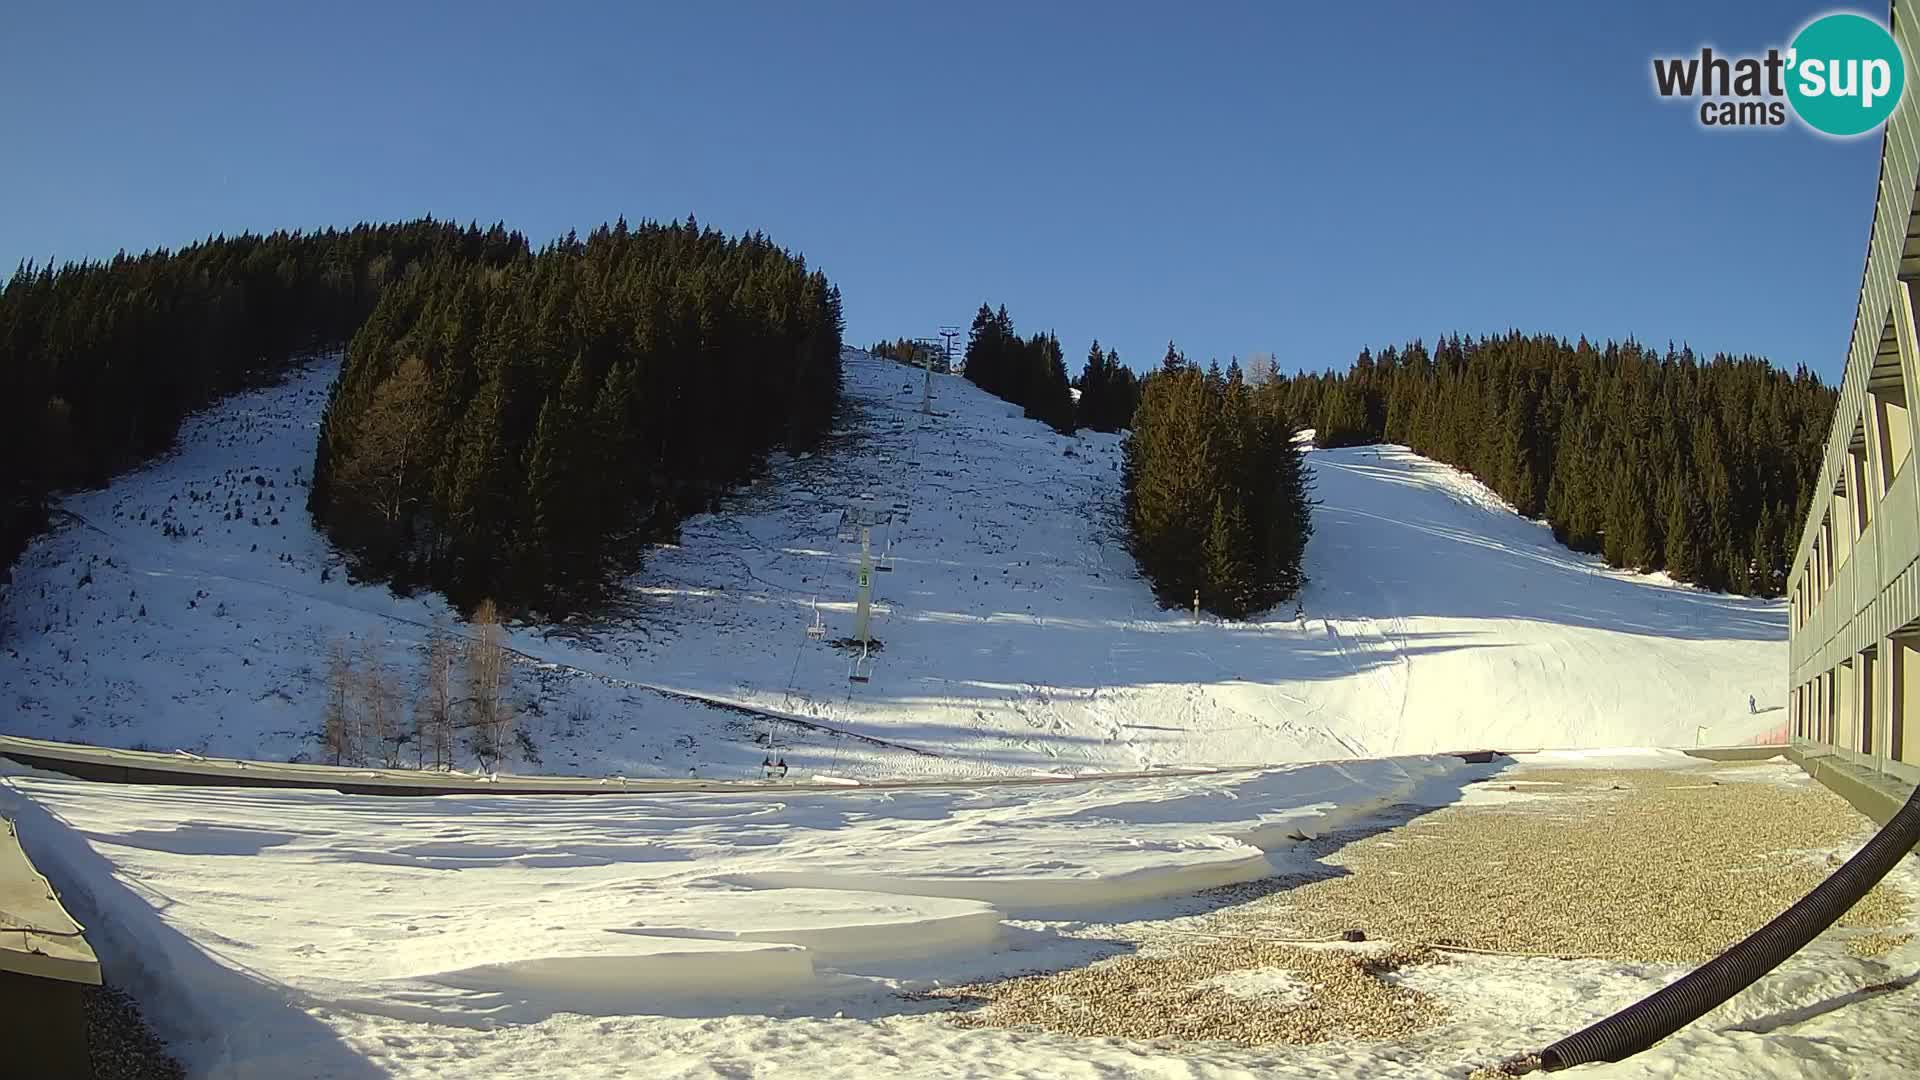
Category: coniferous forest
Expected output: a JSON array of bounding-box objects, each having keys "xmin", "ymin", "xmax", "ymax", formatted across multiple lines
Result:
[
  {"xmin": 1269, "ymin": 333, "xmax": 1834, "ymax": 596},
  {"xmin": 309, "ymin": 218, "xmax": 844, "ymax": 613},
  {"xmin": 870, "ymin": 337, "xmax": 951, "ymax": 371},
  {"xmin": 961, "ymin": 304, "xmax": 1077, "ymax": 434},
  {"xmin": 0, "ymin": 220, "xmax": 520, "ymax": 574},
  {"xmin": 2, "ymin": 222, "xmax": 1829, "ymax": 618},
  {"xmin": 1074, "ymin": 340, "xmax": 1142, "ymax": 433},
  {"xmin": 1123, "ymin": 346, "xmax": 1314, "ymax": 618},
  {"xmin": 0, "ymin": 217, "xmax": 840, "ymax": 615}
]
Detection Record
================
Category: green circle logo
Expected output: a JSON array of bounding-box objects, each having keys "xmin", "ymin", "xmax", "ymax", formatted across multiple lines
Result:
[{"xmin": 1786, "ymin": 13, "xmax": 1906, "ymax": 136}]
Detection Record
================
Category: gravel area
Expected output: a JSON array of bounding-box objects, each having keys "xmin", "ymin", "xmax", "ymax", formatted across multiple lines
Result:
[
  {"xmin": 931, "ymin": 761, "xmax": 1909, "ymax": 1049},
  {"xmin": 928, "ymin": 942, "xmax": 1444, "ymax": 1045},
  {"xmin": 85, "ymin": 984, "xmax": 185, "ymax": 1080},
  {"xmin": 1847, "ymin": 931, "xmax": 1915, "ymax": 958},
  {"xmin": 1199, "ymin": 763, "xmax": 1907, "ymax": 965}
]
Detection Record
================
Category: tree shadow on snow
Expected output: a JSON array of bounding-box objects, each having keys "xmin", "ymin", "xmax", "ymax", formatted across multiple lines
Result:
[{"xmin": 1727, "ymin": 969, "xmax": 1920, "ymax": 1035}]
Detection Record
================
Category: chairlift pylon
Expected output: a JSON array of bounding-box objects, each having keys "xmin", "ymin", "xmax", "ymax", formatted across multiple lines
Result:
[{"xmin": 838, "ymin": 501, "xmax": 892, "ymax": 543}]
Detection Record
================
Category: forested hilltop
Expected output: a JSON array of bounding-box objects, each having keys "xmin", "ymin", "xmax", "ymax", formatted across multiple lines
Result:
[
  {"xmin": 930, "ymin": 303, "xmax": 1305, "ymax": 619},
  {"xmin": 310, "ymin": 219, "xmax": 844, "ymax": 613},
  {"xmin": 0, "ymin": 217, "xmax": 842, "ymax": 615},
  {"xmin": 961, "ymin": 303, "xmax": 1076, "ymax": 434},
  {"xmin": 0, "ymin": 220, "xmax": 523, "ymax": 572},
  {"xmin": 870, "ymin": 337, "xmax": 951, "ymax": 371},
  {"xmin": 956, "ymin": 303, "xmax": 1143, "ymax": 435},
  {"xmin": 1271, "ymin": 333, "xmax": 1834, "ymax": 596},
  {"xmin": 1124, "ymin": 347, "xmax": 1314, "ymax": 618}
]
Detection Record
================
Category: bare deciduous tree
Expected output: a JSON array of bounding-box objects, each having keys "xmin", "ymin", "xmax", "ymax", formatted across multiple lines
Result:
[
  {"xmin": 323, "ymin": 637, "xmax": 353, "ymax": 765},
  {"xmin": 467, "ymin": 598, "xmax": 510, "ymax": 770},
  {"xmin": 360, "ymin": 638, "xmax": 401, "ymax": 767},
  {"xmin": 416, "ymin": 619, "xmax": 455, "ymax": 770},
  {"xmin": 1244, "ymin": 352, "xmax": 1279, "ymax": 388}
]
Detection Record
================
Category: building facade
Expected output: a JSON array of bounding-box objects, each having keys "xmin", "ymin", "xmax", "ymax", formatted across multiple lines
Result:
[{"xmin": 1787, "ymin": 2, "xmax": 1920, "ymax": 788}]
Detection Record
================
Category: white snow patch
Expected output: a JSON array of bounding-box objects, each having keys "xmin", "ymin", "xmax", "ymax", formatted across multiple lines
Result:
[
  {"xmin": 1200, "ymin": 966, "xmax": 1311, "ymax": 1005},
  {"xmin": 1513, "ymin": 747, "xmax": 1708, "ymax": 770},
  {"xmin": 423, "ymin": 936, "xmax": 817, "ymax": 1000}
]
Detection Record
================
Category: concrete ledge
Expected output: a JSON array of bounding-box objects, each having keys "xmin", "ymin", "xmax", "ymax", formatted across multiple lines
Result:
[
  {"xmin": 1785, "ymin": 746, "xmax": 1918, "ymax": 827},
  {"xmin": 1682, "ymin": 745, "xmax": 1793, "ymax": 763},
  {"xmin": 3, "ymin": 732, "xmax": 1500, "ymax": 798},
  {"xmin": 1, "ymin": 817, "xmax": 99, "ymax": 985},
  {"xmin": 0, "ymin": 733, "xmax": 1270, "ymax": 795},
  {"xmin": 2, "ymin": 815, "xmax": 99, "ymax": 1079}
]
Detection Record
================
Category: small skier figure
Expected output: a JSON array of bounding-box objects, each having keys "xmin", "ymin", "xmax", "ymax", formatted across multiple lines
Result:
[{"xmin": 1749, "ymin": 695, "xmax": 1757, "ymax": 714}]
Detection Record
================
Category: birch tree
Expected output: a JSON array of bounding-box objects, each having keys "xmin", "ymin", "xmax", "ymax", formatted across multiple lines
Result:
[{"xmin": 466, "ymin": 599, "xmax": 510, "ymax": 769}]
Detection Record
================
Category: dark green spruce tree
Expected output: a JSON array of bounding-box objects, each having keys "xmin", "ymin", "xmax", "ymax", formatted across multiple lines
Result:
[
  {"xmin": 961, "ymin": 303, "xmax": 1076, "ymax": 434},
  {"xmin": 310, "ymin": 217, "xmax": 844, "ymax": 614},
  {"xmin": 1124, "ymin": 351, "xmax": 1314, "ymax": 618},
  {"xmin": 0, "ymin": 220, "xmax": 521, "ymax": 573}
]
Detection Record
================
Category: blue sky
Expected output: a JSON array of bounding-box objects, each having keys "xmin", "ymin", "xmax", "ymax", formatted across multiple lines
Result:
[{"xmin": 0, "ymin": 1, "xmax": 1885, "ymax": 381}]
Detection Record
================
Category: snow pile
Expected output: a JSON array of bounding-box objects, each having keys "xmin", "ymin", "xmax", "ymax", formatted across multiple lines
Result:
[
  {"xmin": 0, "ymin": 350, "xmax": 1787, "ymax": 779},
  {"xmin": 2, "ymin": 754, "xmax": 1472, "ymax": 1073}
]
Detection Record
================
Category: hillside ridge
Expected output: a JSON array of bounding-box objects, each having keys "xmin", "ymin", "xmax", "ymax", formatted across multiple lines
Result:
[{"xmin": 0, "ymin": 349, "xmax": 1787, "ymax": 778}]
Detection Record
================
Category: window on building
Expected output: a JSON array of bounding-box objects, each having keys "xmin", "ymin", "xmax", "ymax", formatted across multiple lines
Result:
[
  {"xmin": 1871, "ymin": 315, "xmax": 1911, "ymax": 495},
  {"xmin": 1862, "ymin": 648, "xmax": 1878, "ymax": 755},
  {"xmin": 1849, "ymin": 421, "xmax": 1873, "ymax": 534},
  {"xmin": 1812, "ymin": 536, "xmax": 1825, "ymax": 608},
  {"xmin": 1832, "ymin": 481, "xmax": 1854, "ymax": 568},
  {"xmin": 1876, "ymin": 387, "xmax": 1911, "ymax": 492},
  {"xmin": 1823, "ymin": 512, "xmax": 1837, "ymax": 585},
  {"xmin": 1896, "ymin": 638, "xmax": 1912, "ymax": 764}
]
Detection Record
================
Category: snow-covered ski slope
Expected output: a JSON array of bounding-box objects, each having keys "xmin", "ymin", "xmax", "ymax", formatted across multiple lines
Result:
[{"xmin": 0, "ymin": 350, "xmax": 1786, "ymax": 778}]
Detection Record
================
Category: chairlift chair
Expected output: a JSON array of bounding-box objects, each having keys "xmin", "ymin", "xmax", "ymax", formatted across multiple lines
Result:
[
  {"xmin": 806, "ymin": 596, "xmax": 827, "ymax": 639},
  {"xmin": 848, "ymin": 642, "xmax": 873, "ymax": 684}
]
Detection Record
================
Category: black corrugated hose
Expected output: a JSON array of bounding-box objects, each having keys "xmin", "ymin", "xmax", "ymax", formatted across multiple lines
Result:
[{"xmin": 1500, "ymin": 781, "xmax": 1920, "ymax": 1074}]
